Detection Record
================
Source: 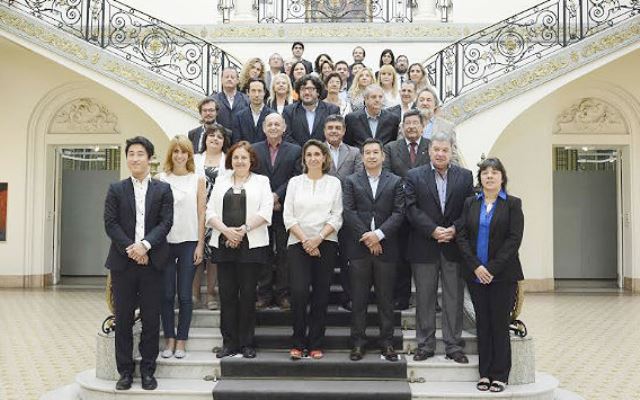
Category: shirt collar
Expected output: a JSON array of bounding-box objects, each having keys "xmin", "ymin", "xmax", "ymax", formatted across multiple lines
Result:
[
  {"xmin": 131, "ymin": 173, "xmax": 151, "ymax": 185},
  {"xmin": 268, "ymin": 139, "xmax": 282, "ymax": 149},
  {"xmin": 367, "ymin": 171, "xmax": 381, "ymax": 180},
  {"xmin": 476, "ymin": 189, "xmax": 508, "ymax": 200},
  {"xmin": 405, "ymin": 137, "xmax": 421, "ymax": 146},
  {"xmin": 365, "ymin": 108, "xmax": 381, "ymax": 119},
  {"xmin": 303, "ymin": 102, "xmax": 318, "ymax": 112},
  {"xmin": 326, "ymin": 141, "xmax": 342, "ymax": 151},
  {"xmin": 430, "ymin": 162, "xmax": 448, "ymax": 177}
]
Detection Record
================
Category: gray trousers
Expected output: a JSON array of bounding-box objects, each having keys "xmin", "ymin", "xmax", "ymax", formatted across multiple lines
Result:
[{"xmin": 412, "ymin": 254, "xmax": 465, "ymax": 354}]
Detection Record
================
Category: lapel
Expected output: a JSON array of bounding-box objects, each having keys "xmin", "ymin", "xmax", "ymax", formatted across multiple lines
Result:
[
  {"xmin": 445, "ymin": 166, "xmax": 459, "ymax": 209},
  {"xmin": 398, "ymin": 140, "xmax": 412, "ymax": 169},
  {"xmin": 311, "ymin": 102, "xmax": 324, "ymax": 136},
  {"xmin": 416, "ymin": 139, "xmax": 429, "ymax": 166},
  {"xmin": 358, "ymin": 170, "xmax": 374, "ymax": 201},
  {"xmin": 219, "ymin": 93, "xmax": 232, "ymax": 111},
  {"xmin": 425, "ymin": 166, "xmax": 442, "ymax": 211},
  {"xmin": 490, "ymin": 197, "xmax": 507, "ymax": 235},
  {"xmin": 297, "ymin": 103, "xmax": 311, "ymax": 136},
  {"xmin": 124, "ymin": 178, "xmax": 135, "ymax": 218},
  {"xmin": 272, "ymin": 141, "xmax": 287, "ymax": 172},
  {"xmin": 359, "ymin": 111, "xmax": 373, "ymax": 137},
  {"xmin": 258, "ymin": 141, "xmax": 273, "ymax": 173},
  {"xmin": 374, "ymin": 171, "xmax": 390, "ymax": 200},
  {"xmin": 469, "ymin": 198, "xmax": 481, "ymax": 237},
  {"xmin": 231, "ymin": 92, "xmax": 243, "ymax": 111},
  {"xmin": 144, "ymin": 179, "xmax": 155, "ymax": 228},
  {"xmin": 336, "ymin": 143, "xmax": 348, "ymax": 171}
]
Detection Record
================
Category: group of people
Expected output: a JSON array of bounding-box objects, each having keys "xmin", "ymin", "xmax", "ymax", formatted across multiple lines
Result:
[{"xmin": 103, "ymin": 43, "xmax": 524, "ymax": 395}]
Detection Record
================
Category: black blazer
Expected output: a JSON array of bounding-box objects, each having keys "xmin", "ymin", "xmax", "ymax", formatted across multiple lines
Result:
[
  {"xmin": 213, "ymin": 91, "xmax": 249, "ymax": 132},
  {"xmin": 187, "ymin": 125, "xmax": 205, "ymax": 153},
  {"xmin": 404, "ymin": 164, "xmax": 474, "ymax": 263},
  {"xmin": 342, "ymin": 170, "xmax": 405, "ymax": 262},
  {"xmin": 344, "ymin": 108, "xmax": 400, "ymax": 148},
  {"xmin": 282, "ymin": 101, "xmax": 340, "ymax": 146},
  {"xmin": 104, "ymin": 178, "xmax": 174, "ymax": 271},
  {"xmin": 231, "ymin": 106, "xmax": 274, "ymax": 144},
  {"xmin": 252, "ymin": 140, "xmax": 302, "ymax": 221},
  {"xmin": 457, "ymin": 194, "xmax": 525, "ymax": 283},
  {"xmin": 383, "ymin": 137, "xmax": 430, "ymax": 179}
]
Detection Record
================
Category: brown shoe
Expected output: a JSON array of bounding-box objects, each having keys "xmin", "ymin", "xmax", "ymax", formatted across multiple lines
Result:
[
  {"xmin": 276, "ymin": 297, "xmax": 291, "ymax": 310},
  {"xmin": 255, "ymin": 298, "xmax": 271, "ymax": 309}
]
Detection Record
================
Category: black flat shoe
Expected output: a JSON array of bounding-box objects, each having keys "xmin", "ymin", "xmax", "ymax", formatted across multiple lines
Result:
[
  {"xmin": 349, "ymin": 346, "xmax": 364, "ymax": 361},
  {"xmin": 242, "ymin": 346, "xmax": 257, "ymax": 358},
  {"xmin": 141, "ymin": 374, "xmax": 157, "ymax": 390},
  {"xmin": 382, "ymin": 345, "xmax": 398, "ymax": 362},
  {"xmin": 412, "ymin": 348, "xmax": 434, "ymax": 361},
  {"xmin": 216, "ymin": 346, "xmax": 238, "ymax": 358},
  {"xmin": 393, "ymin": 300, "xmax": 409, "ymax": 311},
  {"xmin": 115, "ymin": 373, "xmax": 133, "ymax": 390},
  {"xmin": 446, "ymin": 351, "xmax": 469, "ymax": 364}
]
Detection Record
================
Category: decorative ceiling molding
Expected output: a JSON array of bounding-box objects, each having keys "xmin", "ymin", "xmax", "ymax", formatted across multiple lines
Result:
[
  {"xmin": 50, "ymin": 98, "xmax": 119, "ymax": 134},
  {"xmin": 553, "ymin": 97, "xmax": 628, "ymax": 135}
]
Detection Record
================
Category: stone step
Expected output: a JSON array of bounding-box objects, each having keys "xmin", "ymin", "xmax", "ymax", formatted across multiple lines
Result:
[{"xmin": 161, "ymin": 327, "xmax": 478, "ymax": 354}]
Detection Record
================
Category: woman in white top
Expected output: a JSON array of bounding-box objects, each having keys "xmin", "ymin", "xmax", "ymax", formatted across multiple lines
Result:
[
  {"xmin": 266, "ymin": 73, "xmax": 292, "ymax": 114},
  {"xmin": 206, "ymin": 141, "xmax": 273, "ymax": 359},
  {"xmin": 378, "ymin": 64, "xmax": 400, "ymax": 108},
  {"xmin": 157, "ymin": 135, "xmax": 207, "ymax": 359},
  {"xmin": 192, "ymin": 125, "xmax": 230, "ymax": 311},
  {"xmin": 323, "ymin": 72, "xmax": 352, "ymax": 117},
  {"xmin": 283, "ymin": 139, "xmax": 343, "ymax": 360}
]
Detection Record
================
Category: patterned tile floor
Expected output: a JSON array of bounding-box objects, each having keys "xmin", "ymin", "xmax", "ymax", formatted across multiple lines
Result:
[{"xmin": 0, "ymin": 288, "xmax": 638, "ymax": 400}]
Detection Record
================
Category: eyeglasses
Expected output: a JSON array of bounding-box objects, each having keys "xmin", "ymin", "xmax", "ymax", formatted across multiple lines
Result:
[
  {"xmin": 201, "ymin": 108, "xmax": 216, "ymax": 113},
  {"xmin": 300, "ymin": 86, "xmax": 317, "ymax": 92}
]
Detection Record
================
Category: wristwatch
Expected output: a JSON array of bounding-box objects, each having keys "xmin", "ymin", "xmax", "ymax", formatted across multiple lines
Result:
[{"xmin": 244, "ymin": 224, "xmax": 252, "ymax": 232}]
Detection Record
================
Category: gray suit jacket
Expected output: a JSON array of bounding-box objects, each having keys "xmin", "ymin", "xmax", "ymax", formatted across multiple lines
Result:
[
  {"xmin": 383, "ymin": 137, "xmax": 430, "ymax": 179},
  {"xmin": 328, "ymin": 142, "xmax": 363, "ymax": 182}
]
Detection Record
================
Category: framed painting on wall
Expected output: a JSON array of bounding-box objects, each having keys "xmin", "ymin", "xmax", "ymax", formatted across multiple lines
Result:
[{"xmin": 0, "ymin": 183, "xmax": 6, "ymax": 241}]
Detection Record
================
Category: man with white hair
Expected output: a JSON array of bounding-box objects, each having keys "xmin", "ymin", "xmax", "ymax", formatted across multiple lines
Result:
[{"xmin": 344, "ymin": 84, "xmax": 400, "ymax": 147}]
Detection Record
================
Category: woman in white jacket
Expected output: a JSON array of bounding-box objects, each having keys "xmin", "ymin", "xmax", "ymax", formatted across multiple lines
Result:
[{"xmin": 206, "ymin": 141, "xmax": 273, "ymax": 359}]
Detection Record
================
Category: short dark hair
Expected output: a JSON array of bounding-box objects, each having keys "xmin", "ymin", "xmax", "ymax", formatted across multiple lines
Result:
[
  {"xmin": 201, "ymin": 124, "xmax": 231, "ymax": 154},
  {"xmin": 125, "ymin": 136, "xmax": 154, "ymax": 158},
  {"xmin": 324, "ymin": 114, "xmax": 345, "ymax": 128},
  {"xmin": 295, "ymin": 74, "xmax": 324, "ymax": 94},
  {"xmin": 225, "ymin": 140, "xmax": 260, "ymax": 172},
  {"xmin": 477, "ymin": 157, "xmax": 508, "ymax": 190},
  {"xmin": 302, "ymin": 139, "xmax": 332, "ymax": 174},
  {"xmin": 353, "ymin": 46, "xmax": 366, "ymax": 57},
  {"xmin": 396, "ymin": 54, "xmax": 409, "ymax": 62},
  {"xmin": 335, "ymin": 60, "xmax": 349, "ymax": 69},
  {"xmin": 247, "ymin": 78, "xmax": 270, "ymax": 101},
  {"xmin": 361, "ymin": 137, "xmax": 383, "ymax": 153},
  {"xmin": 403, "ymin": 109, "xmax": 424, "ymax": 125},
  {"xmin": 351, "ymin": 61, "xmax": 365, "ymax": 69},
  {"xmin": 314, "ymin": 53, "xmax": 333, "ymax": 73},
  {"xmin": 379, "ymin": 49, "xmax": 395, "ymax": 68},
  {"xmin": 198, "ymin": 97, "xmax": 218, "ymax": 114},
  {"xmin": 323, "ymin": 71, "xmax": 343, "ymax": 86},
  {"xmin": 292, "ymin": 41, "xmax": 304, "ymax": 50}
]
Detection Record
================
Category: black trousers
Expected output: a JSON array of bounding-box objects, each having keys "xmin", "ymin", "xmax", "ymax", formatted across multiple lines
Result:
[
  {"xmin": 350, "ymin": 255, "xmax": 396, "ymax": 348},
  {"xmin": 111, "ymin": 264, "xmax": 163, "ymax": 376},
  {"xmin": 468, "ymin": 280, "xmax": 517, "ymax": 383},
  {"xmin": 393, "ymin": 227, "xmax": 412, "ymax": 305},
  {"xmin": 218, "ymin": 262, "xmax": 261, "ymax": 349},
  {"xmin": 337, "ymin": 230, "xmax": 352, "ymax": 304},
  {"xmin": 257, "ymin": 221, "xmax": 289, "ymax": 301},
  {"xmin": 288, "ymin": 241, "xmax": 337, "ymax": 350}
]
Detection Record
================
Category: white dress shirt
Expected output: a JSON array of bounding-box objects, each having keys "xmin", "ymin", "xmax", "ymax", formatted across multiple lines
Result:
[
  {"xmin": 366, "ymin": 173, "xmax": 385, "ymax": 241},
  {"xmin": 131, "ymin": 174, "xmax": 152, "ymax": 249}
]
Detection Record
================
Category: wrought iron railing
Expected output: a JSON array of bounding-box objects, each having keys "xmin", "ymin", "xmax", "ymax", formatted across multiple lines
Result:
[
  {"xmin": 2, "ymin": 0, "xmax": 242, "ymax": 95},
  {"xmin": 257, "ymin": 0, "xmax": 413, "ymax": 23},
  {"xmin": 424, "ymin": 0, "xmax": 640, "ymax": 105}
]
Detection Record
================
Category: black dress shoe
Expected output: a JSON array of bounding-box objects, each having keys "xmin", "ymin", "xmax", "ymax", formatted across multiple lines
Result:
[
  {"xmin": 349, "ymin": 346, "xmax": 364, "ymax": 361},
  {"xmin": 115, "ymin": 373, "xmax": 133, "ymax": 390},
  {"xmin": 141, "ymin": 374, "xmax": 157, "ymax": 390},
  {"xmin": 341, "ymin": 301, "xmax": 352, "ymax": 311},
  {"xmin": 413, "ymin": 348, "xmax": 434, "ymax": 361},
  {"xmin": 446, "ymin": 351, "xmax": 469, "ymax": 364},
  {"xmin": 242, "ymin": 346, "xmax": 257, "ymax": 358},
  {"xmin": 393, "ymin": 300, "xmax": 409, "ymax": 311},
  {"xmin": 382, "ymin": 345, "xmax": 398, "ymax": 362},
  {"xmin": 216, "ymin": 346, "xmax": 238, "ymax": 358}
]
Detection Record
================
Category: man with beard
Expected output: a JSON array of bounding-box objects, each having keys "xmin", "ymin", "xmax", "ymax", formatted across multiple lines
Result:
[
  {"xmin": 188, "ymin": 97, "xmax": 220, "ymax": 153},
  {"xmin": 395, "ymin": 55, "xmax": 409, "ymax": 85}
]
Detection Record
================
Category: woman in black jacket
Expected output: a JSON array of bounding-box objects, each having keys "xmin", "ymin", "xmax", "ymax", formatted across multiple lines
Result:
[{"xmin": 457, "ymin": 157, "xmax": 524, "ymax": 393}]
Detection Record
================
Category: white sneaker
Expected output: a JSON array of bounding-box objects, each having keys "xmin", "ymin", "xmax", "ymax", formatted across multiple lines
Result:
[
  {"xmin": 174, "ymin": 349, "xmax": 186, "ymax": 359},
  {"xmin": 161, "ymin": 348, "xmax": 174, "ymax": 358}
]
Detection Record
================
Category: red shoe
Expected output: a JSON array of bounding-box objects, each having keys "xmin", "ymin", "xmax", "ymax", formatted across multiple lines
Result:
[
  {"xmin": 289, "ymin": 348, "xmax": 303, "ymax": 360},
  {"xmin": 309, "ymin": 349, "xmax": 324, "ymax": 359}
]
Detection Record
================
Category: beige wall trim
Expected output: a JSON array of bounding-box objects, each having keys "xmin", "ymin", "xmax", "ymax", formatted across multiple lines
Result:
[
  {"xmin": 521, "ymin": 278, "xmax": 555, "ymax": 293},
  {"xmin": 623, "ymin": 278, "xmax": 640, "ymax": 293},
  {"xmin": 0, "ymin": 274, "xmax": 52, "ymax": 288}
]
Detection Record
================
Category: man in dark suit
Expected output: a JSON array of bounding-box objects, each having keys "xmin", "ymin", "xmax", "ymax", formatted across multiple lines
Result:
[
  {"xmin": 104, "ymin": 136, "xmax": 174, "ymax": 391},
  {"xmin": 188, "ymin": 97, "xmax": 219, "ymax": 153},
  {"xmin": 343, "ymin": 138, "xmax": 405, "ymax": 362},
  {"xmin": 383, "ymin": 109, "xmax": 430, "ymax": 310},
  {"xmin": 214, "ymin": 68, "xmax": 249, "ymax": 133},
  {"xmin": 253, "ymin": 113, "xmax": 301, "ymax": 309},
  {"xmin": 405, "ymin": 131, "xmax": 474, "ymax": 364},
  {"xmin": 344, "ymin": 84, "xmax": 400, "ymax": 147},
  {"xmin": 283, "ymin": 74, "xmax": 340, "ymax": 146},
  {"xmin": 232, "ymin": 79, "xmax": 274, "ymax": 144}
]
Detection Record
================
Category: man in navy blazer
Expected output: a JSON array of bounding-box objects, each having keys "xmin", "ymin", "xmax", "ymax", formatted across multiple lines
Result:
[
  {"xmin": 343, "ymin": 138, "xmax": 405, "ymax": 362},
  {"xmin": 252, "ymin": 113, "xmax": 302, "ymax": 309},
  {"xmin": 405, "ymin": 131, "xmax": 474, "ymax": 364},
  {"xmin": 232, "ymin": 79, "xmax": 274, "ymax": 144},
  {"xmin": 283, "ymin": 74, "xmax": 340, "ymax": 146},
  {"xmin": 188, "ymin": 97, "xmax": 220, "ymax": 153},
  {"xmin": 104, "ymin": 136, "xmax": 173, "ymax": 391},
  {"xmin": 344, "ymin": 84, "xmax": 400, "ymax": 148},
  {"xmin": 213, "ymin": 68, "xmax": 249, "ymax": 133}
]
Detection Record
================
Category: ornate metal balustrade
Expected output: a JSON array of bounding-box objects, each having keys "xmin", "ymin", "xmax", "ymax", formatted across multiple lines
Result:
[
  {"xmin": 424, "ymin": 0, "xmax": 640, "ymax": 105},
  {"xmin": 2, "ymin": 0, "xmax": 242, "ymax": 95},
  {"xmin": 257, "ymin": 0, "xmax": 414, "ymax": 23}
]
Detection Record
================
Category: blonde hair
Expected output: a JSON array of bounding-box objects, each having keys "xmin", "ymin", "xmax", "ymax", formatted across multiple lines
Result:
[
  {"xmin": 349, "ymin": 68, "xmax": 374, "ymax": 99},
  {"xmin": 377, "ymin": 64, "xmax": 398, "ymax": 94},
  {"xmin": 268, "ymin": 73, "xmax": 293, "ymax": 105},
  {"xmin": 239, "ymin": 58, "xmax": 265, "ymax": 91},
  {"xmin": 163, "ymin": 135, "xmax": 195, "ymax": 173}
]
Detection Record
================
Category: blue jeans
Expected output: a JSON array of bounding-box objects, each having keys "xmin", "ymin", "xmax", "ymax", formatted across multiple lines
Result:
[{"xmin": 161, "ymin": 241, "xmax": 197, "ymax": 340}]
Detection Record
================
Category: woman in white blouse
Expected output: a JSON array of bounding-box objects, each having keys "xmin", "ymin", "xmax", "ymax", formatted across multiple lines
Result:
[
  {"xmin": 283, "ymin": 139, "xmax": 343, "ymax": 360},
  {"xmin": 157, "ymin": 135, "xmax": 207, "ymax": 359},
  {"xmin": 206, "ymin": 141, "xmax": 273, "ymax": 359},
  {"xmin": 192, "ymin": 125, "xmax": 229, "ymax": 311},
  {"xmin": 323, "ymin": 72, "xmax": 352, "ymax": 117}
]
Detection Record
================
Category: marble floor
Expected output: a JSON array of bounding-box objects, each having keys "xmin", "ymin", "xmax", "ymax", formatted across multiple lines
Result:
[{"xmin": 0, "ymin": 288, "xmax": 638, "ymax": 400}]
